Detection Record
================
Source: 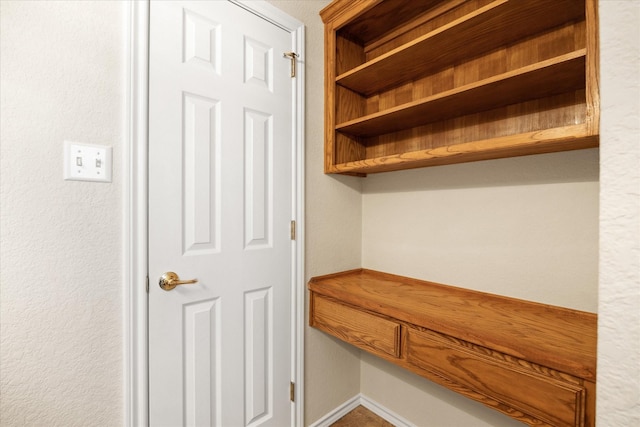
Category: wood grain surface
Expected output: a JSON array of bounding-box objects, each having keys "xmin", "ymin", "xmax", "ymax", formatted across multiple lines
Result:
[
  {"xmin": 309, "ymin": 269, "xmax": 597, "ymax": 426},
  {"xmin": 321, "ymin": 0, "xmax": 599, "ymax": 175}
]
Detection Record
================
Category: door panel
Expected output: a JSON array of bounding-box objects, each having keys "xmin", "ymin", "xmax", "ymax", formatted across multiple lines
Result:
[
  {"xmin": 183, "ymin": 298, "xmax": 221, "ymax": 426},
  {"xmin": 244, "ymin": 109, "xmax": 273, "ymax": 249},
  {"xmin": 183, "ymin": 92, "xmax": 221, "ymax": 256},
  {"xmin": 149, "ymin": 1, "xmax": 293, "ymax": 425}
]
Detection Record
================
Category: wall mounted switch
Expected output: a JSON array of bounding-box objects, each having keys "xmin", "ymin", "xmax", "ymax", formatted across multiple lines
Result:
[{"xmin": 64, "ymin": 141, "xmax": 112, "ymax": 182}]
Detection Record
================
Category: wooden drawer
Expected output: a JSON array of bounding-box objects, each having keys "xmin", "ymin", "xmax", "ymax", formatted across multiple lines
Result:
[
  {"xmin": 310, "ymin": 293, "xmax": 401, "ymax": 358},
  {"xmin": 406, "ymin": 328, "xmax": 586, "ymax": 427}
]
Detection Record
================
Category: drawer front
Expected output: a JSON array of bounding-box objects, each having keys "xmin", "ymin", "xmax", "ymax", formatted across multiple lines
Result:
[
  {"xmin": 311, "ymin": 294, "xmax": 401, "ymax": 358},
  {"xmin": 406, "ymin": 328, "xmax": 585, "ymax": 427}
]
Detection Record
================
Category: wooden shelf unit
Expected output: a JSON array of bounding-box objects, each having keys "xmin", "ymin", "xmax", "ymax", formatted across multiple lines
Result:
[
  {"xmin": 309, "ymin": 269, "xmax": 597, "ymax": 427},
  {"xmin": 321, "ymin": 0, "xmax": 599, "ymax": 175}
]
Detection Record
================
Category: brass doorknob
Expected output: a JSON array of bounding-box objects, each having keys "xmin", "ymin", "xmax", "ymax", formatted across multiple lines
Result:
[{"xmin": 159, "ymin": 271, "xmax": 198, "ymax": 291}]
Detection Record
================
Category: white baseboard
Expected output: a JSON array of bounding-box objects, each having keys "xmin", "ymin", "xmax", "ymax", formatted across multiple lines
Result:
[
  {"xmin": 308, "ymin": 395, "xmax": 361, "ymax": 427},
  {"xmin": 308, "ymin": 394, "xmax": 416, "ymax": 427},
  {"xmin": 359, "ymin": 395, "xmax": 416, "ymax": 427}
]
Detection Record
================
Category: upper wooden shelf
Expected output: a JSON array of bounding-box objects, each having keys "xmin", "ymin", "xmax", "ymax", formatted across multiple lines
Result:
[
  {"xmin": 321, "ymin": 0, "xmax": 599, "ymax": 175},
  {"xmin": 336, "ymin": 0, "xmax": 585, "ymax": 96}
]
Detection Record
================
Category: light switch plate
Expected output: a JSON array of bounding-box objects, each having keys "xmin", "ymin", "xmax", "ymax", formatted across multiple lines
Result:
[{"xmin": 64, "ymin": 141, "xmax": 112, "ymax": 182}]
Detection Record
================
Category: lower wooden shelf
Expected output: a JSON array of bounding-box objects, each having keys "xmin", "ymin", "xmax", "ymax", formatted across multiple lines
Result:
[
  {"xmin": 328, "ymin": 125, "xmax": 599, "ymax": 175},
  {"xmin": 308, "ymin": 269, "xmax": 597, "ymax": 427}
]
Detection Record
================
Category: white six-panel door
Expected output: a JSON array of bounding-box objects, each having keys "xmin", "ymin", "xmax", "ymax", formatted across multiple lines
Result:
[{"xmin": 148, "ymin": 1, "xmax": 295, "ymax": 425}]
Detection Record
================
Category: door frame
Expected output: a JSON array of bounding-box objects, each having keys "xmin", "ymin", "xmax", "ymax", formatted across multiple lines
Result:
[{"xmin": 123, "ymin": 2, "xmax": 305, "ymax": 425}]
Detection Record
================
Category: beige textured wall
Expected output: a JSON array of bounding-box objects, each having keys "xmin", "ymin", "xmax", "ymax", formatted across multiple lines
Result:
[
  {"xmin": 597, "ymin": 1, "xmax": 640, "ymax": 425},
  {"xmin": 266, "ymin": 1, "xmax": 363, "ymax": 425},
  {"xmin": 362, "ymin": 149, "xmax": 599, "ymax": 312},
  {"xmin": 0, "ymin": 1, "xmax": 124, "ymax": 425}
]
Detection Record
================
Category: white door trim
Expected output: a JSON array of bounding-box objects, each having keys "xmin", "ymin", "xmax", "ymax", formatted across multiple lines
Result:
[
  {"xmin": 123, "ymin": 2, "xmax": 305, "ymax": 425},
  {"xmin": 124, "ymin": 1, "xmax": 149, "ymax": 426}
]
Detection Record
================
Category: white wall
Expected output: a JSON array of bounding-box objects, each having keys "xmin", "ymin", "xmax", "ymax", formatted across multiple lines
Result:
[
  {"xmin": 0, "ymin": 1, "xmax": 125, "ymax": 425},
  {"xmin": 597, "ymin": 1, "xmax": 640, "ymax": 425}
]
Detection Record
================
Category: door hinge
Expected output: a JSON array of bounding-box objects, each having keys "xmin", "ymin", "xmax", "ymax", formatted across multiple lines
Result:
[
  {"xmin": 283, "ymin": 52, "xmax": 298, "ymax": 78},
  {"xmin": 146, "ymin": 276, "xmax": 149, "ymax": 293},
  {"xmin": 290, "ymin": 381, "xmax": 295, "ymax": 402},
  {"xmin": 290, "ymin": 220, "xmax": 296, "ymax": 240}
]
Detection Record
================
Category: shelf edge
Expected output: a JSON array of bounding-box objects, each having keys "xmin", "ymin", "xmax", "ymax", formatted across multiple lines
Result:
[{"xmin": 329, "ymin": 126, "xmax": 599, "ymax": 175}]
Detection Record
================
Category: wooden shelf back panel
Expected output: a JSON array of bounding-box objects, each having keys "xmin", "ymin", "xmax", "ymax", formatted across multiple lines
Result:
[
  {"xmin": 336, "ymin": 0, "xmax": 442, "ymax": 45},
  {"xmin": 363, "ymin": 0, "xmax": 492, "ymax": 60},
  {"xmin": 362, "ymin": 90, "xmax": 588, "ymax": 160},
  {"xmin": 336, "ymin": 0, "xmax": 585, "ymax": 96},
  {"xmin": 336, "ymin": 51, "xmax": 586, "ymax": 137},
  {"xmin": 335, "ymin": 126, "xmax": 597, "ymax": 174},
  {"xmin": 362, "ymin": 20, "xmax": 586, "ymax": 117}
]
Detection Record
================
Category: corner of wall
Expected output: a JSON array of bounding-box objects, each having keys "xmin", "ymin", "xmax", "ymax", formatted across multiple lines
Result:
[{"xmin": 597, "ymin": 1, "xmax": 640, "ymax": 424}]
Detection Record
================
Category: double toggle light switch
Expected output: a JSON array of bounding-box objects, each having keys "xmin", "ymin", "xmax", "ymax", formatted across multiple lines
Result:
[{"xmin": 63, "ymin": 141, "xmax": 112, "ymax": 182}]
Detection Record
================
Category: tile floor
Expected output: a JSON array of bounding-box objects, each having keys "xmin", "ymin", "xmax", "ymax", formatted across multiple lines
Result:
[{"xmin": 330, "ymin": 405, "xmax": 394, "ymax": 427}]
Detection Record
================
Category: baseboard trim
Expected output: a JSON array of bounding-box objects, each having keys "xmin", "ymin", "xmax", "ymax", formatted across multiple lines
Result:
[
  {"xmin": 308, "ymin": 395, "xmax": 361, "ymax": 427},
  {"xmin": 308, "ymin": 394, "xmax": 416, "ymax": 427},
  {"xmin": 359, "ymin": 395, "xmax": 416, "ymax": 427}
]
